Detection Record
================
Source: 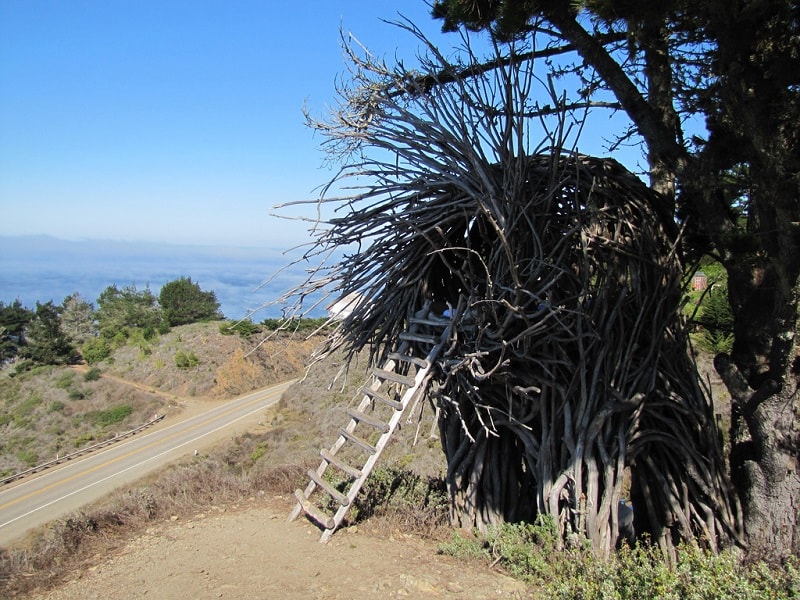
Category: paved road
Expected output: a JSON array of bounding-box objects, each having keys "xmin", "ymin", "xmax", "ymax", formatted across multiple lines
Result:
[{"xmin": 0, "ymin": 379, "xmax": 295, "ymax": 547}]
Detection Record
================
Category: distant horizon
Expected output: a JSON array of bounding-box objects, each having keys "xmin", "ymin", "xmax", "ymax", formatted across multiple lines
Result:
[
  {"xmin": 0, "ymin": 235, "xmax": 328, "ymax": 320},
  {"xmin": 1, "ymin": 2, "xmax": 646, "ymax": 248}
]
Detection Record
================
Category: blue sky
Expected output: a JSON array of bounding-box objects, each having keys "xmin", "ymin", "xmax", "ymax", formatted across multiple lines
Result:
[{"xmin": 1, "ymin": 1, "xmax": 645, "ymax": 249}]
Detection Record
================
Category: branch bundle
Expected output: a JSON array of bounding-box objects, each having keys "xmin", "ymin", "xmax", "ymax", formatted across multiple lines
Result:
[{"xmin": 279, "ymin": 21, "xmax": 740, "ymax": 556}]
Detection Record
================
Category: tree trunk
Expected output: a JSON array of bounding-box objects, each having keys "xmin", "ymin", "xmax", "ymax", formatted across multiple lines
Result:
[{"xmin": 717, "ymin": 179, "xmax": 800, "ymax": 559}]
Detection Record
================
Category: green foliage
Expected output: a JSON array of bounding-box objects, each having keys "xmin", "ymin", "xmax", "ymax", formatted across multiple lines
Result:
[
  {"xmin": 86, "ymin": 404, "xmax": 133, "ymax": 428},
  {"xmin": 16, "ymin": 448, "xmax": 39, "ymax": 468},
  {"xmin": 48, "ymin": 400, "xmax": 65, "ymax": 413},
  {"xmin": 350, "ymin": 464, "xmax": 449, "ymax": 525},
  {"xmin": 67, "ymin": 388, "xmax": 86, "ymax": 400},
  {"xmin": 20, "ymin": 301, "xmax": 75, "ymax": 366},
  {"xmin": 95, "ymin": 284, "xmax": 163, "ymax": 334},
  {"xmin": 13, "ymin": 393, "xmax": 43, "ymax": 428},
  {"xmin": 54, "ymin": 371, "xmax": 75, "ymax": 389},
  {"xmin": 83, "ymin": 367, "xmax": 102, "ymax": 381},
  {"xmin": 695, "ymin": 285, "xmax": 735, "ymax": 353},
  {"xmin": 81, "ymin": 337, "xmax": 112, "ymax": 364},
  {"xmin": 219, "ymin": 319, "xmax": 261, "ymax": 337},
  {"xmin": 174, "ymin": 350, "xmax": 200, "ymax": 369},
  {"xmin": 0, "ymin": 299, "xmax": 33, "ymax": 363},
  {"xmin": 439, "ymin": 524, "xmax": 800, "ymax": 599},
  {"xmin": 261, "ymin": 317, "xmax": 331, "ymax": 333},
  {"xmin": 250, "ymin": 441, "xmax": 269, "ymax": 462},
  {"xmin": 158, "ymin": 276, "xmax": 222, "ymax": 326},
  {"xmin": 128, "ymin": 328, "xmax": 154, "ymax": 357}
]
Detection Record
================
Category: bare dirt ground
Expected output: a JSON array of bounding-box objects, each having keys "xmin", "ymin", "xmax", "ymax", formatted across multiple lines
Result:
[{"xmin": 34, "ymin": 495, "xmax": 528, "ymax": 600}]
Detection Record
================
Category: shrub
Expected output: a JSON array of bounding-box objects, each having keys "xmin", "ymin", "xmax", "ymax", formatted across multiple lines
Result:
[
  {"xmin": 82, "ymin": 338, "xmax": 111, "ymax": 364},
  {"xmin": 439, "ymin": 525, "xmax": 800, "ymax": 599},
  {"xmin": 174, "ymin": 350, "xmax": 200, "ymax": 369},
  {"xmin": 87, "ymin": 404, "xmax": 133, "ymax": 428},
  {"xmin": 14, "ymin": 393, "xmax": 43, "ymax": 424},
  {"xmin": 73, "ymin": 432, "xmax": 95, "ymax": 447},
  {"xmin": 49, "ymin": 400, "xmax": 65, "ymax": 413},
  {"xmin": 67, "ymin": 388, "xmax": 86, "ymax": 400},
  {"xmin": 250, "ymin": 441, "xmax": 269, "ymax": 462},
  {"xmin": 16, "ymin": 448, "xmax": 38, "ymax": 468},
  {"xmin": 55, "ymin": 371, "xmax": 75, "ymax": 389},
  {"xmin": 158, "ymin": 276, "xmax": 222, "ymax": 326},
  {"xmin": 83, "ymin": 367, "xmax": 102, "ymax": 381},
  {"xmin": 219, "ymin": 320, "xmax": 260, "ymax": 337}
]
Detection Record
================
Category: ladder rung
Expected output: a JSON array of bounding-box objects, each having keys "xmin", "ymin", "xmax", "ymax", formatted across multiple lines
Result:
[
  {"xmin": 347, "ymin": 408, "xmax": 389, "ymax": 432},
  {"xmin": 361, "ymin": 386, "xmax": 402, "ymax": 410},
  {"xmin": 399, "ymin": 332, "xmax": 438, "ymax": 344},
  {"xmin": 340, "ymin": 428, "xmax": 377, "ymax": 454},
  {"xmin": 293, "ymin": 489, "xmax": 335, "ymax": 529},
  {"xmin": 307, "ymin": 469, "xmax": 349, "ymax": 506},
  {"xmin": 388, "ymin": 352, "xmax": 428, "ymax": 368},
  {"xmin": 373, "ymin": 368, "xmax": 415, "ymax": 387},
  {"xmin": 320, "ymin": 449, "xmax": 362, "ymax": 479}
]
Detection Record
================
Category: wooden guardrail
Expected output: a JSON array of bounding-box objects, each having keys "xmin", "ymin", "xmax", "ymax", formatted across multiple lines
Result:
[{"xmin": 0, "ymin": 413, "xmax": 166, "ymax": 486}]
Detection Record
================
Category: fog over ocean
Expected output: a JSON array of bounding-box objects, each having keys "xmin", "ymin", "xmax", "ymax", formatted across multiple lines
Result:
[{"xmin": 0, "ymin": 235, "xmax": 327, "ymax": 320}]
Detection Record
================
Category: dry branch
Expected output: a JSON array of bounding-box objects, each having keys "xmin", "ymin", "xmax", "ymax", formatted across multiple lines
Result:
[{"xmin": 277, "ymin": 21, "xmax": 740, "ymax": 556}]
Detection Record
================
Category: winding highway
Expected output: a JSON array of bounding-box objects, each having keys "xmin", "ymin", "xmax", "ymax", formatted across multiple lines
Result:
[{"xmin": 0, "ymin": 379, "xmax": 295, "ymax": 547}]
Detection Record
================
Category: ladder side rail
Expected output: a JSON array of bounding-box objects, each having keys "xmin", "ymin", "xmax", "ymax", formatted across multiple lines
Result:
[
  {"xmin": 290, "ymin": 310, "xmax": 451, "ymax": 532},
  {"xmin": 320, "ymin": 324, "xmax": 451, "ymax": 541},
  {"xmin": 288, "ymin": 340, "xmax": 413, "ymax": 523}
]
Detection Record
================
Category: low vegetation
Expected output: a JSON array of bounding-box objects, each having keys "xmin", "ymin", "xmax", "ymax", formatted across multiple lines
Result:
[
  {"xmin": 0, "ymin": 319, "xmax": 325, "ymax": 478},
  {"xmin": 440, "ymin": 521, "xmax": 799, "ymax": 599},
  {"xmin": 0, "ymin": 313, "xmax": 795, "ymax": 598}
]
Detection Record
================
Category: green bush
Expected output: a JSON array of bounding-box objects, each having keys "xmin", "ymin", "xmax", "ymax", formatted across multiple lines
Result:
[
  {"xmin": 54, "ymin": 371, "xmax": 75, "ymax": 389},
  {"xmin": 83, "ymin": 367, "xmax": 102, "ymax": 381},
  {"xmin": 174, "ymin": 350, "xmax": 200, "ymax": 369},
  {"xmin": 86, "ymin": 404, "xmax": 133, "ymax": 428},
  {"xmin": 82, "ymin": 337, "xmax": 111, "ymax": 364},
  {"xmin": 14, "ymin": 393, "xmax": 43, "ymax": 422},
  {"xmin": 158, "ymin": 276, "xmax": 222, "ymax": 326},
  {"xmin": 261, "ymin": 317, "xmax": 330, "ymax": 332},
  {"xmin": 48, "ymin": 400, "xmax": 65, "ymax": 413},
  {"xmin": 16, "ymin": 448, "xmax": 39, "ymax": 468},
  {"xmin": 439, "ymin": 524, "xmax": 800, "ymax": 599},
  {"xmin": 67, "ymin": 388, "xmax": 86, "ymax": 400},
  {"xmin": 250, "ymin": 441, "xmax": 269, "ymax": 462},
  {"xmin": 219, "ymin": 320, "xmax": 260, "ymax": 337}
]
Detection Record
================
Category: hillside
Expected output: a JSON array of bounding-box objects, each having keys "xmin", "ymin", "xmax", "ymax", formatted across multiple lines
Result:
[
  {"xmin": 0, "ymin": 322, "xmax": 326, "ymax": 477},
  {"xmin": 0, "ymin": 321, "xmax": 476, "ymax": 599}
]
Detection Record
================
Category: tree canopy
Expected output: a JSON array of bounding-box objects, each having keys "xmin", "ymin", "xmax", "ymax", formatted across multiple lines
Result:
[
  {"xmin": 19, "ymin": 301, "xmax": 74, "ymax": 366},
  {"xmin": 158, "ymin": 276, "xmax": 222, "ymax": 326},
  {"xmin": 0, "ymin": 300, "xmax": 33, "ymax": 364},
  {"xmin": 95, "ymin": 284, "xmax": 163, "ymax": 336}
]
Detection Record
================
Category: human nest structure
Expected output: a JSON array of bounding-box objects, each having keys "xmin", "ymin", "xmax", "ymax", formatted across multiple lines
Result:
[{"xmin": 278, "ymin": 22, "xmax": 741, "ymax": 557}]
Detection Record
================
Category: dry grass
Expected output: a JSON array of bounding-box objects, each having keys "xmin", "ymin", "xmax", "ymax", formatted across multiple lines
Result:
[
  {"xmin": 0, "ymin": 341, "xmax": 448, "ymax": 599},
  {"xmin": 0, "ymin": 323, "xmax": 324, "ymax": 477}
]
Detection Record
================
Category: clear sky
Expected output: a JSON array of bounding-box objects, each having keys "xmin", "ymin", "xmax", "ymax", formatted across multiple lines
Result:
[{"xmin": 1, "ymin": 1, "xmax": 643, "ymax": 249}]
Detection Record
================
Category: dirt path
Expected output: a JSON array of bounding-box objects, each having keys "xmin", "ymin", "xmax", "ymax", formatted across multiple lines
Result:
[{"xmin": 34, "ymin": 496, "xmax": 528, "ymax": 600}]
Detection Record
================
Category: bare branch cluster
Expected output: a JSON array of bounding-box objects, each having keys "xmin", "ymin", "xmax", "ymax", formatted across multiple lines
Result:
[{"xmin": 278, "ymin": 21, "xmax": 739, "ymax": 557}]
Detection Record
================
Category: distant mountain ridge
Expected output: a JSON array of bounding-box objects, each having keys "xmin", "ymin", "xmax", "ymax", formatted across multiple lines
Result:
[{"xmin": 0, "ymin": 235, "xmax": 323, "ymax": 319}]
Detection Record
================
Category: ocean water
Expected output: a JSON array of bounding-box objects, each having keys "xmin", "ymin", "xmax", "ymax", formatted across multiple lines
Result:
[{"xmin": 0, "ymin": 236, "xmax": 329, "ymax": 320}]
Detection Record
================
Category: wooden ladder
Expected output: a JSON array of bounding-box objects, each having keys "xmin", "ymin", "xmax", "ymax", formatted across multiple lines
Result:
[{"xmin": 288, "ymin": 312, "xmax": 451, "ymax": 542}]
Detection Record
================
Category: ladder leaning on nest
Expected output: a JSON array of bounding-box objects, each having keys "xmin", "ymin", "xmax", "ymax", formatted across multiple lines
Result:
[{"xmin": 288, "ymin": 305, "xmax": 453, "ymax": 542}]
